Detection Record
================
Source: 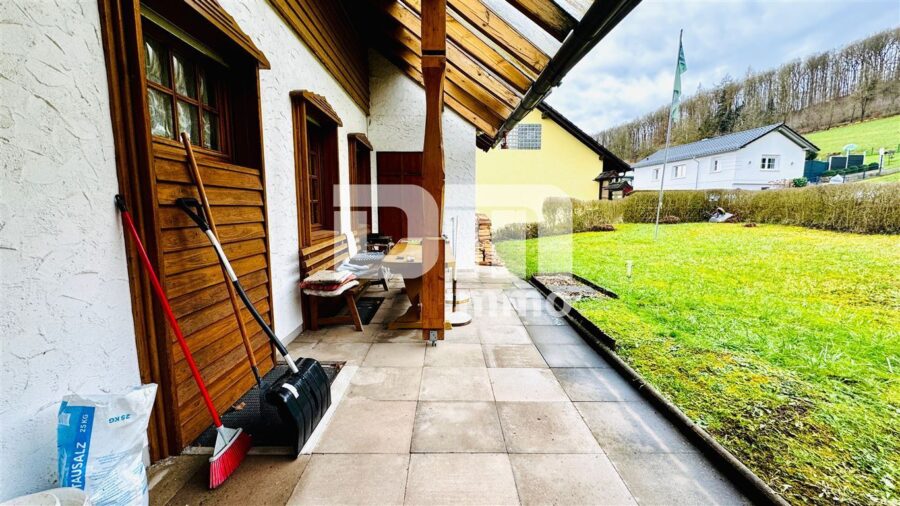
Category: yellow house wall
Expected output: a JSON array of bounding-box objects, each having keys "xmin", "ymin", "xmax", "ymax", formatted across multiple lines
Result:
[{"xmin": 476, "ymin": 109, "xmax": 603, "ymax": 227}]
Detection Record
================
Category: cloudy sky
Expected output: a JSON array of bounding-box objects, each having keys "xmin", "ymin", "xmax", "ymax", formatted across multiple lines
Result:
[{"xmin": 539, "ymin": 0, "xmax": 900, "ymax": 135}]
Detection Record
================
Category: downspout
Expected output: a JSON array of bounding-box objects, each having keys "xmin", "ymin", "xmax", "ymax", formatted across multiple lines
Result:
[{"xmin": 487, "ymin": 0, "xmax": 642, "ymax": 147}]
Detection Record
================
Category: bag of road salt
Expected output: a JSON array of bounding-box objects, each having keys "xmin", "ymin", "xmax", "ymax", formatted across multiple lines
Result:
[{"xmin": 57, "ymin": 384, "xmax": 157, "ymax": 506}]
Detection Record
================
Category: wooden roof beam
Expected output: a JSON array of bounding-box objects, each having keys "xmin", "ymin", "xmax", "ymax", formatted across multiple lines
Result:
[
  {"xmin": 374, "ymin": 34, "xmax": 502, "ymax": 135},
  {"xmin": 375, "ymin": 16, "xmax": 517, "ymax": 111},
  {"xmin": 371, "ymin": 1, "xmax": 521, "ymax": 106},
  {"xmin": 375, "ymin": 0, "xmax": 534, "ymax": 92},
  {"xmin": 504, "ymin": 0, "xmax": 576, "ymax": 42},
  {"xmin": 406, "ymin": 0, "xmax": 549, "ymax": 76}
]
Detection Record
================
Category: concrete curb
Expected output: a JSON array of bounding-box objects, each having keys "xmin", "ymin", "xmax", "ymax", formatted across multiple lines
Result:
[{"xmin": 528, "ymin": 274, "xmax": 789, "ymax": 506}]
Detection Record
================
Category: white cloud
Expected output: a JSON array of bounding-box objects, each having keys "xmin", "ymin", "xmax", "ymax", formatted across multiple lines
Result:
[{"xmin": 546, "ymin": 0, "xmax": 900, "ymax": 136}]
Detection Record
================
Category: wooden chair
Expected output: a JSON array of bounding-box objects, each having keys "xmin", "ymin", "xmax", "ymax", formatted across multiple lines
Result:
[{"xmin": 300, "ymin": 234, "xmax": 362, "ymax": 331}]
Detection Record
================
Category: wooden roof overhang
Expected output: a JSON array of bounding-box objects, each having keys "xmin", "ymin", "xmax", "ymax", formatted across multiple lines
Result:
[{"xmin": 357, "ymin": 0, "xmax": 641, "ymax": 146}]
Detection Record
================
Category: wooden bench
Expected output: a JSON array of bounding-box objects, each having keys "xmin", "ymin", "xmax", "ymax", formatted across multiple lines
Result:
[{"xmin": 299, "ymin": 234, "xmax": 386, "ymax": 331}]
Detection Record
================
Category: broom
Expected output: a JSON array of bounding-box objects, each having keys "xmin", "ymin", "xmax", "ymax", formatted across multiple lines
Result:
[
  {"xmin": 180, "ymin": 133, "xmax": 263, "ymax": 389},
  {"xmin": 115, "ymin": 195, "xmax": 250, "ymax": 488}
]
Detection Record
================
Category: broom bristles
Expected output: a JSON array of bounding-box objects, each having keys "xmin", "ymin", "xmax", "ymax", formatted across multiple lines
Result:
[{"xmin": 209, "ymin": 427, "xmax": 251, "ymax": 489}]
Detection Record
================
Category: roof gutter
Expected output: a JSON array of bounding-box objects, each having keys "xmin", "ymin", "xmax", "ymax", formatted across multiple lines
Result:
[{"xmin": 480, "ymin": 0, "xmax": 643, "ymax": 149}]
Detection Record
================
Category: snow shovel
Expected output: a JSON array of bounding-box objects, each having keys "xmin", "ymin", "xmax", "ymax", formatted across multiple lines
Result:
[
  {"xmin": 180, "ymin": 133, "xmax": 262, "ymax": 389},
  {"xmin": 115, "ymin": 195, "xmax": 249, "ymax": 488},
  {"xmin": 176, "ymin": 197, "xmax": 331, "ymax": 456}
]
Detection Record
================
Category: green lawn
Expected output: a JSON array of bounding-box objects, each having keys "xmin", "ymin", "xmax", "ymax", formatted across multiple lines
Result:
[
  {"xmin": 858, "ymin": 170, "xmax": 900, "ymax": 184},
  {"xmin": 806, "ymin": 115, "xmax": 900, "ymax": 169},
  {"xmin": 497, "ymin": 224, "xmax": 899, "ymax": 505}
]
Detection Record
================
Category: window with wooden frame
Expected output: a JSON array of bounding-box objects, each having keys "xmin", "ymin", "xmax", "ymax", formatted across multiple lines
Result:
[
  {"xmin": 143, "ymin": 24, "xmax": 229, "ymax": 153},
  {"xmin": 291, "ymin": 91, "xmax": 342, "ymax": 247},
  {"xmin": 348, "ymin": 133, "xmax": 374, "ymax": 234}
]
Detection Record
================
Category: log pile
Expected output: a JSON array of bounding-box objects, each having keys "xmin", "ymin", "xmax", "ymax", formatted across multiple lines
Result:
[{"xmin": 475, "ymin": 213, "xmax": 500, "ymax": 266}]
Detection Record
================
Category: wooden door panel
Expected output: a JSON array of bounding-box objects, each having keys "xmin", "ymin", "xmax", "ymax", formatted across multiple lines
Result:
[{"xmin": 377, "ymin": 151, "xmax": 423, "ymax": 242}]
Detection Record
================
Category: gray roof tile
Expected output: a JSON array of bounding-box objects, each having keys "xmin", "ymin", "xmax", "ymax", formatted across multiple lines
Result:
[{"xmin": 631, "ymin": 123, "xmax": 816, "ymax": 168}]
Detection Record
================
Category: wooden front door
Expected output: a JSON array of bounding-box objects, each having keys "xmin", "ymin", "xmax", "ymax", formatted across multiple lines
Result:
[{"xmin": 376, "ymin": 151, "xmax": 423, "ymax": 242}]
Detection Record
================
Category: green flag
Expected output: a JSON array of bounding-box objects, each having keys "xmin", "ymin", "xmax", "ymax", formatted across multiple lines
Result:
[{"xmin": 671, "ymin": 37, "xmax": 687, "ymax": 121}]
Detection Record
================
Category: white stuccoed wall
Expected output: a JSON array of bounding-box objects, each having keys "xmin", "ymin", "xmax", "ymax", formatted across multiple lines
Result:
[
  {"xmin": 0, "ymin": 3, "xmax": 476, "ymax": 498},
  {"xmin": 0, "ymin": 1, "xmax": 142, "ymax": 500},
  {"xmin": 218, "ymin": 0, "xmax": 370, "ymax": 342},
  {"xmin": 367, "ymin": 51, "xmax": 477, "ymax": 268}
]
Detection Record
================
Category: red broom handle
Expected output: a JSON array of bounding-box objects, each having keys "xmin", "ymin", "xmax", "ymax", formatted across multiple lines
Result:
[{"xmin": 116, "ymin": 196, "xmax": 222, "ymax": 428}]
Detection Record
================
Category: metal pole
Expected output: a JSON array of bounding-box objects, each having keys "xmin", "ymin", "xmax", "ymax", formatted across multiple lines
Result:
[{"xmin": 654, "ymin": 29, "xmax": 683, "ymax": 241}]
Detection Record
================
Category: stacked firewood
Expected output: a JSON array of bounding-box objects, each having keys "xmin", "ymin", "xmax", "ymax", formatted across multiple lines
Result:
[{"xmin": 475, "ymin": 213, "xmax": 500, "ymax": 266}]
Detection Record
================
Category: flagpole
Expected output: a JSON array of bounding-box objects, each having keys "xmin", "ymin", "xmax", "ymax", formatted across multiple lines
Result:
[{"xmin": 654, "ymin": 29, "xmax": 684, "ymax": 241}]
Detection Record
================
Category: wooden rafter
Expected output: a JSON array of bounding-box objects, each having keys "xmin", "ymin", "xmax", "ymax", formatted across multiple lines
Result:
[
  {"xmin": 374, "ymin": 35, "xmax": 499, "ymax": 135},
  {"xmin": 504, "ymin": 0, "xmax": 575, "ymax": 42},
  {"xmin": 442, "ymin": 0, "xmax": 549, "ymax": 76},
  {"xmin": 403, "ymin": 0, "xmax": 550, "ymax": 77},
  {"xmin": 375, "ymin": 0, "xmax": 532, "ymax": 92},
  {"xmin": 366, "ymin": 2, "xmax": 518, "ymax": 133},
  {"xmin": 374, "ymin": 17, "xmax": 514, "ymax": 114}
]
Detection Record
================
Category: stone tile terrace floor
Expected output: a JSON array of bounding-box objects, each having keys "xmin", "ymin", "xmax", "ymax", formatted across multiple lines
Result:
[{"xmin": 150, "ymin": 266, "xmax": 749, "ymax": 505}]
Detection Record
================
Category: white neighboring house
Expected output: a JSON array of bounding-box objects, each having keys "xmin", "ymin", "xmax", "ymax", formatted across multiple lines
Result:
[{"xmin": 631, "ymin": 123, "xmax": 819, "ymax": 191}]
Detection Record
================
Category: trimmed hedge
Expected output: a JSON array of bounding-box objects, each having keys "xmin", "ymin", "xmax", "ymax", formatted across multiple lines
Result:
[
  {"xmin": 619, "ymin": 185, "xmax": 899, "ymax": 234},
  {"xmin": 494, "ymin": 184, "xmax": 900, "ymax": 239}
]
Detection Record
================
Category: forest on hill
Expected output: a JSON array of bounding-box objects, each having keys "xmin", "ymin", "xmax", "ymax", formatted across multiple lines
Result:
[{"xmin": 596, "ymin": 28, "xmax": 900, "ymax": 162}]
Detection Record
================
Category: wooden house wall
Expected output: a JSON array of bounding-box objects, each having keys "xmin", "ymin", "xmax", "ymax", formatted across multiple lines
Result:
[{"xmin": 151, "ymin": 141, "xmax": 276, "ymax": 444}]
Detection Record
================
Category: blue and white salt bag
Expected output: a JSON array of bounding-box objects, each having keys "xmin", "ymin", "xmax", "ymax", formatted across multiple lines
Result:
[{"xmin": 57, "ymin": 384, "xmax": 157, "ymax": 506}]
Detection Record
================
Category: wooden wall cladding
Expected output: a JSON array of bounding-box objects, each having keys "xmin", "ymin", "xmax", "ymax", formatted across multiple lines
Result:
[
  {"xmin": 151, "ymin": 141, "xmax": 276, "ymax": 444},
  {"xmin": 269, "ymin": 0, "xmax": 369, "ymax": 112}
]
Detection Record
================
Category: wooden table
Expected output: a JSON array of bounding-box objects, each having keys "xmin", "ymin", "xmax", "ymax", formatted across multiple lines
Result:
[{"xmin": 382, "ymin": 239, "xmax": 455, "ymax": 332}]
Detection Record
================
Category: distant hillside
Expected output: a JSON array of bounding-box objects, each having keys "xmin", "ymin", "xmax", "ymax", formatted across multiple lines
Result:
[
  {"xmin": 805, "ymin": 114, "xmax": 900, "ymax": 168},
  {"xmin": 597, "ymin": 28, "xmax": 900, "ymax": 162}
]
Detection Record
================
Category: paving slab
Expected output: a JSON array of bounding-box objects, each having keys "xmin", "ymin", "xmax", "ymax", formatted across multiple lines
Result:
[
  {"xmin": 404, "ymin": 453, "xmax": 519, "ymax": 505},
  {"xmin": 323, "ymin": 326, "xmax": 377, "ymax": 343},
  {"xmin": 608, "ymin": 451, "xmax": 750, "ymax": 505},
  {"xmin": 425, "ymin": 343, "xmax": 486, "ymax": 367},
  {"xmin": 288, "ymin": 454, "xmax": 408, "ymax": 505},
  {"xmin": 496, "ymin": 402, "xmax": 602, "ymax": 454},
  {"xmin": 315, "ymin": 399, "xmax": 416, "ymax": 453},
  {"xmin": 411, "ymin": 401, "xmax": 505, "ymax": 453},
  {"xmin": 553, "ymin": 367, "xmax": 642, "ymax": 401},
  {"xmin": 575, "ymin": 402, "xmax": 698, "ymax": 454},
  {"xmin": 525, "ymin": 325, "xmax": 586, "ymax": 346},
  {"xmin": 483, "ymin": 344, "xmax": 548, "ymax": 368},
  {"xmin": 148, "ymin": 455, "xmax": 207, "ymax": 506},
  {"xmin": 510, "ymin": 454, "xmax": 636, "ymax": 505},
  {"xmin": 518, "ymin": 313, "xmax": 567, "ymax": 326},
  {"xmin": 285, "ymin": 341, "xmax": 371, "ymax": 365},
  {"xmin": 363, "ymin": 342, "xmax": 426, "ymax": 367},
  {"xmin": 442, "ymin": 324, "xmax": 481, "ymax": 344},
  {"xmin": 489, "ymin": 368, "xmax": 568, "ymax": 402},
  {"xmin": 478, "ymin": 324, "xmax": 531, "ymax": 345},
  {"xmin": 346, "ymin": 367, "xmax": 422, "ymax": 401},
  {"xmin": 167, "ymin": 455, "xmax": 310, "ymax": 506},
  {"xmin": 419, "ymin": 367, "xmax": 494, "ymax": 401},
  {"xmin": 373, "ymin": 328, "xmax": 424, "ymax": 343},
  {"xmin": 535, "ymin": 342, "xmax": 608, "ymax": 368}
]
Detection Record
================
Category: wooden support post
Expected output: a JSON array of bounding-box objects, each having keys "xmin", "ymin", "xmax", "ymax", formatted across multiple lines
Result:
[{"xmin": 420, "ymin": 0, "xmax": 447, "ymax": 343}]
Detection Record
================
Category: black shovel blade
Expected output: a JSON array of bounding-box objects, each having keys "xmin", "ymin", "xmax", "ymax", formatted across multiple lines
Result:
[{"xmin": 264, "ymin": 358, "xmax": 332, "ymax": 456}]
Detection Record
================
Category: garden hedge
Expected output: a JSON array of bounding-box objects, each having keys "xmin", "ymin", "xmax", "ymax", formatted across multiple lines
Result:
[{"xmin": 494, "ymin": 183, "xmax": 900, "ymax": 238}]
